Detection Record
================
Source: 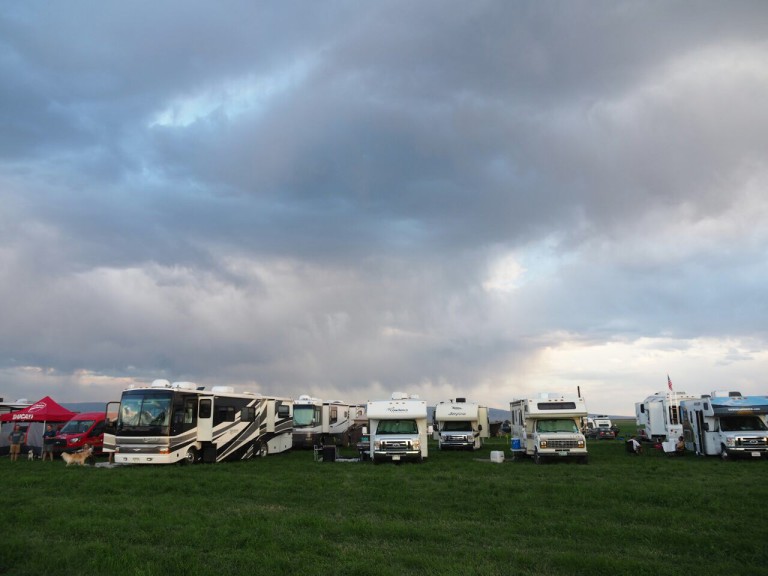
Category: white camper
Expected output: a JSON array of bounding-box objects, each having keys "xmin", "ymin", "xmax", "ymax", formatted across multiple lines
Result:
[
  {"xmin": 366, "ymin": 392, "xmax": 428, "ymax": 464},
  {"xmin": 680, "ymin": 391, "xmax": 768, "ymax": 459},
  {"xmin": 509, "ymin": 393, "xmax": 589, "ymax": 464},
  {"xmin": 292, "ymin": 396, "xmax": 355, "ymax": 448},
  {"xmin": 433, "ymin": 398, "xmax": 489, "ymax": 450},
  {"xmin": 112, "ymin": 380, "xmax": 293, "ymax": 464},
  {"xmin": 635, "ymin": 390, "xmax": 698, "ymax": 443}
]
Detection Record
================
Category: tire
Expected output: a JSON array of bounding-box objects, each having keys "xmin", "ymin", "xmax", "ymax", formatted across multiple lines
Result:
[
  {"xmin": 183, "ymin": 447, "xmax": 198, "ymax": 465},
  {"xmin": 258, "ymin": 442, "xmax": 268, "ymax": 458},
  {"xmin": 720, "ymin": 446, "xmax": 729, "ymax": 461},
  {"xmin": 533, "ymin": 450, "xmax": 543, "ymax": 465}
]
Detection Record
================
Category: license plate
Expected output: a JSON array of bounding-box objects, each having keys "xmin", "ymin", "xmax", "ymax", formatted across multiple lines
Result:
[
  {"xmin": 392, "ymin": 455, "xmax": 401, "ymax": 461},
  {"xmin": 557, "ymin": 451, "xmax": 568, "ymax": 457},
  {"xmin": 751, "ymin": 452, "xmax": 761, "ymax": 457}
]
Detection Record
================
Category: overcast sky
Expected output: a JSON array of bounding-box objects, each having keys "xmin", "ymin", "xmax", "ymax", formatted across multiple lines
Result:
[{"xmin": 1, "ymin": 1, "xmax": 767, "ymax": 416}]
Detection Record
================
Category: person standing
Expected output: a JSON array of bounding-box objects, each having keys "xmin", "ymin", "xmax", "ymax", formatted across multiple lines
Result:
[
  {"xmin": 42, "ymin": 424, "xmax": 57, "ymax": 461},
  {"xmin": 8, "ymin": 425, "xmax": 25, "ymax": 462}
]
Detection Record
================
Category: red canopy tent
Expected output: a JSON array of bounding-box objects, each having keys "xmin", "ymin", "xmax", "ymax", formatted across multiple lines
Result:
[
  {"xmin": 0, "ymin": 396, "xmax": 76, "ymax": 423},
  {"xmin": 1, "ymin": 396, "xmax": 77, "ymax": 456}
]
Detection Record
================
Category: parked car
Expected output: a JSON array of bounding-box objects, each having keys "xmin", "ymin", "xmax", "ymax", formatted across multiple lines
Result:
[
  {"xmin": 357, "ymin": 433, "xmax": 371, "ymax": 460},
  {"xmin": 53, "ymin": 412, "xmax": 106, "ymax": 456}
]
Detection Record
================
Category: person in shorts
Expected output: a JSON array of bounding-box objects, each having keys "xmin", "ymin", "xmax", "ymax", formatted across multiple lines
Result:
[
  {"xmin": 8, "ymin": 425, "xmax": 25, "ymax": 462},
  {"xmin": 42, "ymin": 424, "xmax": 57, "ymax": 461}
]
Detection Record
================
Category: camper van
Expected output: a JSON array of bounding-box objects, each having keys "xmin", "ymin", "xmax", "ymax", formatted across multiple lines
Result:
[
  {"xmin": 53, "ymin": 412, "xmax": 107, "ymax": 455},
  {"xmin": 433, "ymin": 398, "xmax": 489, "ymax": 450},
  {"xmin": 635, "ymin": 390, "xmax": 698, "ymax": 443},
  {"xmin": 509, "ymin": 393, "xmax": 589, "ymax": 464},
  {"xmin": 292, "ymin": 396, "xmax": 355, "ymax": 448},
  {"xmin": 680, "ymin": 391, "xmax": 768, "ymax": 459},
  {"xmin": 366, "ymin": 392, "xmax": 428, "ymax": 464},
  {"xmin": 112, "ymin": 380, "xmax": 293, "ymax": 464}
]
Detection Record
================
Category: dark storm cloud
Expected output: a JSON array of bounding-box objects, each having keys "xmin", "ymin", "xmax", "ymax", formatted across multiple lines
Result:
[{"xmin": 1, "ymin": 1, "xmax": 768, "ymax": 411}]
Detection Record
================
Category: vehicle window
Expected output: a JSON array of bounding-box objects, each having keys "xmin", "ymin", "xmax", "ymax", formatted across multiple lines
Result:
[
  {"xmin": 376, "ymin": 419, "xmax": 418, "ymax": 434},
  {"xmin": 536, "ymin": 419, "xmax": 578, "ymax": 433}
]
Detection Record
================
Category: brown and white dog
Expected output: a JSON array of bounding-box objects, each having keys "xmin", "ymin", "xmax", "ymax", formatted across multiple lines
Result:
[{"xmin": 61, "ymin": 444, "xmax": 93, "ymax": 466}]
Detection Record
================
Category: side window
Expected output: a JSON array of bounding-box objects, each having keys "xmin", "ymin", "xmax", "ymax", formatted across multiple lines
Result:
[
  {"xmin": 90, "ymin": 421, "xmax": 105, "ymax": 437},
  {"xmin": 330, "ymin": 407, "xmax": 338, "ymax": 424},
  {"xmin": 278, "ymin": 404, "xmax": 290, "ymax": 418},
  {"xmin": 199, "ymin": 399, "xmax": 212, "ymax": 419}
]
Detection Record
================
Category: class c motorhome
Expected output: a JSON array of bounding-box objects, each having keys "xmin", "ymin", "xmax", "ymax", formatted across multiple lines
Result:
[
  {"xmin": 366, "ymin": 392, "xmax": 428, "ymax": 464},
  {"xmin": 433, "ymin": 398, "xmax": 489, "ymax": 450},
  {"xmin": 509, "ymin": 393, "xmax": 589, "ymax": 464},
  {"xmin": 680, "ymin": 391, "xmax": 768, "ymax": 459}
]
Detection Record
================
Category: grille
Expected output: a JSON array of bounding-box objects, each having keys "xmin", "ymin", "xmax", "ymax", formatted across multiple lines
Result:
[
  {"xmin": 381, "ymin": 440, "xmax": 411, "ymax": 451},
  {"xmin": 736, "ymin": 438, "xmax": 767, "ymax": 448},
  {"xmin": 547, "ymin": 439, "xmax": 580, "ymax": 449}
]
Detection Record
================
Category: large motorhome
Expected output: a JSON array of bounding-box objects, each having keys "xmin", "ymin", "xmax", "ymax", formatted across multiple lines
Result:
[
  {"xmin": 292, "ymin": 396, "xmax": 356, "ymax": 448},
  {"xmin": 509, "ymin": 393, "xmax": 589, "ymax": 464},
  {"xmin": 680, "ymin": 391, "xmax": 768, "ymax": 459},
  {"xmin": 635, "ymin": 390, "xmax": 698, "ymax": 442},
  {"xmin": 112, "ymin": 380, "xmax": 293, "ymax": 464},
  {"xmin": 433, "ymin": 398, "xmax": 489, "ymax": 450},
  {"xmin": 366, "ymin": 392, "xmax": 428, "ymax": 464}
]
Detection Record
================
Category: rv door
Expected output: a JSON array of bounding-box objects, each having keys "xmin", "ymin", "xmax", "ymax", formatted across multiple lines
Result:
[
  {"xmin": 198, "ymin": 398, "xmax": 213, "ymax": 442},
  {"xmin": 103, "ymin": 401, "xmax": 120, "ymax": 453}
]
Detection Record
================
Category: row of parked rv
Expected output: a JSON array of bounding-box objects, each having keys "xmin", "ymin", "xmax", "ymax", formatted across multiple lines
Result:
[
  {"xmin": 635, "ymin": 390, "xmax": 768, "ymax": 459},
  {"xmin": 4, "ymin": 383, "xmax": 766, "ymax": 464}
]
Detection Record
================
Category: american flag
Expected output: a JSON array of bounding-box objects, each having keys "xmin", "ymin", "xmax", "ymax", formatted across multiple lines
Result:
[{"xmin": 667, "ymin": 375, "xmax": 673, "ymax": 391}]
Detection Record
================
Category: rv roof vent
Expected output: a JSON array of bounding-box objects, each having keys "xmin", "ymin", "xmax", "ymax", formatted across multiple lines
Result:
[
  {"xmin": 151, "ymin": 379, "xmax": 171, "ymax": 388},
  {"xmin": 455, "ymin": 397, "xmax": 466, "ymax": 403},
  {"xmin": 391, "ymin": 391, "xmax": 408, "ymax": 400},
  {"xmin": 211, "ymin": 386, "xmax": 235, "ymax": 394},
  {"xmin": 711, "ymin": 390, "xmax": 731, "ymax": 398},
  {"xmin": 172, "ymin": 382, "xmax": 197, "ymax": 390},
  {"xmin": 729, "ymin": 391, "xmax": 743, "ymax": 397},
  {"xmin": 298, "ymin": 394, "xmax": 312, "ymax": 401}
]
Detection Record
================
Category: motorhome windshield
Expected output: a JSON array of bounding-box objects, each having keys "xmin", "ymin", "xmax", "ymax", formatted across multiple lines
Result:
[
  {"xmin": 59, "ymin": 419, "xmax": 95, "ymax": 434},
  {"xmin": 720, "ymin": 416, "xmax": 768, "ymax": 432},
  {"xmin": 536, "ymin": 419, "xmax": 579, "ymax": 433},
  {"xmin": 376, "ymin": 419, "xmax": 418, "ymax": 434},
  {"xmin": 442, "ymin": 420, "xmax": 472, "ymax": 432},
  {"xmin": 293, "ymin": 405, "xmax": 320, "ymax": 428},
  {"xmin": 117, "ymin": 390, "xmax": 172, "ymax": 435}
]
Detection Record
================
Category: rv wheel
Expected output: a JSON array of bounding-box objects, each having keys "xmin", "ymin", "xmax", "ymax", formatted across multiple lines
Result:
[
  {"xmin": 720, "ymin": 446, "xmax": 729, "ymax": 461},
  {"xmin": 533, "ymin": 450, "xmax": 543, "ymax": 465},
  {"xmin": 258, "ymin": 442, "xmax": 268, "ymax": 458},
  {"xmin": 183, "ymin": 447, "xmax": 199, "ymax": 465}
]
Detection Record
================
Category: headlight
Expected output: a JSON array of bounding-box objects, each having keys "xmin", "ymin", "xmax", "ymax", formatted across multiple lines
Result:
[
  {"xmin": 578, "ymin": 440, "xmax": 585, "ymax": 448},
  {"xmin": 540, "ymin": 440, "xmax": 548, "ymax": 449},
  {"xmin": 412, "ymin": 440, "xmax": 420, "ymax": 450},
  {"xmin": 726, "ymin": 437, "xmax": 735, "ymax": 447},
  {"xmin": 374, "ymin": 440, "xmax": 381, "ymax": 449},
  {"xmin": 68, "ymin": 437, "xmax": 81, "ymax": 445}
]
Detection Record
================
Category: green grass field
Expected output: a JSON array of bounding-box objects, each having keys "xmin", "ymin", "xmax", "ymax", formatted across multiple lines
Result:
[{"xmin": 1, "ymin": 422, "xmax": 766, "ymax": 576}]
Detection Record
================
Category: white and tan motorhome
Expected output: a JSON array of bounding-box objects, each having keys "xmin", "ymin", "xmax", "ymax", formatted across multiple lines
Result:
[
  {"xmin": 509, "ymin": 393, "xmax": 589, "ymax": 464},
  {"xmin": 433, "ymin": 398, "xmax": 489, "ymax": 450},
  {"xmin": 366, "ymin": 392, "xmax": 428, "ymax": 464},
  {"xmin": 292, "ymin": 395, "xmax": 356, "ymax": 448}
]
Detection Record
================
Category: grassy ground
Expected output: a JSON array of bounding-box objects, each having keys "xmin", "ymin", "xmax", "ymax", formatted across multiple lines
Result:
[{"xmin": 1, "ymin": 421, "xmax": 765, "ymax": 576}]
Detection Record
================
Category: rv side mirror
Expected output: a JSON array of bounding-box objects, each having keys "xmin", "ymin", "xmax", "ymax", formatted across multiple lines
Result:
[
  {"xmin": 478, "ymin": 425, "xmax": 483, "ymax": 432},
  {"xmin": 703, "ymin": 423, "xmax": 709, "ymax": 432}
]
